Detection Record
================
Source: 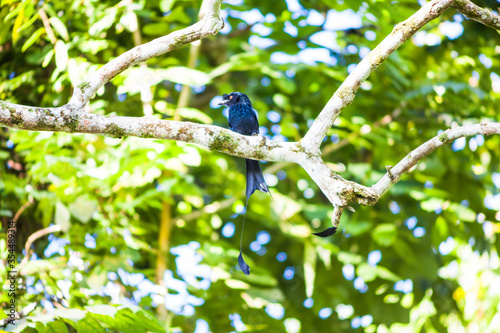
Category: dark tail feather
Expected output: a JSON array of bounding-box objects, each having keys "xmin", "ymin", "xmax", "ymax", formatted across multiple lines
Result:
[
  {"xmin": 238, "ymin": 196, "xmax": 251, "ymax": 275},
  {"xmin": 245, "ymin": 159, "xmax": 269, "ymax": 198},
  {"xmin": 313, "ymin": 227, "xmax": 337, "ymax": 237},
  {"xmin": 238, "ymin": 252, "xmax": 250, "ymax": 275}
]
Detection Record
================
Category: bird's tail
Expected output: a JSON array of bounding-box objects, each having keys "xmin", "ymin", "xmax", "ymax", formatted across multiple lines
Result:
[
  {"xmin": 245, "ymin": 159, "xmax": 269, "ymax": 198},
  {"xmin": 238, "ymin": 159, "xmax": 269, "ymax": 275}
]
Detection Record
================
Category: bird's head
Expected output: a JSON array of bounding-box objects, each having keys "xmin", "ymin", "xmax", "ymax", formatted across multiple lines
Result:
[{"xmin": 218, "ymin": 92, "xmax": 252, "ymax": 107}]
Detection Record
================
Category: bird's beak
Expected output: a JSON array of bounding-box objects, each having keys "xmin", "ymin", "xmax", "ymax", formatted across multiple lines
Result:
[
  {"xmin": 218, "ymin": 98, "xmax": 229, "ymax": 106},
  {"xmin": 218, "ymin": 94, "xmax": 230, "ymax": 106}
]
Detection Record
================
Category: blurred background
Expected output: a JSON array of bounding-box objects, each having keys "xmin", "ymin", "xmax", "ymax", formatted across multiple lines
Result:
[{"xmin": 1, "ymin": 0, "xmax": 500, "ymax": 332}]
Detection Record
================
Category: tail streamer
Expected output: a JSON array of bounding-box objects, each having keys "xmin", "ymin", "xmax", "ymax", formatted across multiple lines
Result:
[{"xmin": 237, "ymin": 196, "xmax": 251, "ymax": 275}]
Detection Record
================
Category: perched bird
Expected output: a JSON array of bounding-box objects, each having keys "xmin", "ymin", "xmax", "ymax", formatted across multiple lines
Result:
[
  {"xmin": 219, "ymin": 92, "xmax": 268, "ymax": 275},
  {"xmin": 218, "ymin": 92, "xmax": 336, "ymax": 274},
  {"xmin": 219, "ymin": 92, "xmax": 269, "ymax": 198}
]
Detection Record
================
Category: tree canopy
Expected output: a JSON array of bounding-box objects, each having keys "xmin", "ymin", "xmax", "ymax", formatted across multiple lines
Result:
[{"xmin": 1, "ymin": 0, "xmax": 500, "ymax": 332}]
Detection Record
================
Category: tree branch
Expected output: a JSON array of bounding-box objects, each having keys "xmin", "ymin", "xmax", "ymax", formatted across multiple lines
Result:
[
  {"xmin": 0, "ymin": 101, "xmax": 378, "ymax": 207},
  {"xmin": 1, "ymin": 0, "xmax": 500, "ymax": 233},
  {"xmin": 17, "ymin": 225, "xmax": 63, "ymax": 276},
  {"xmin": 0, "ymin": 302, "xmax": 37, "ymax": 328},
  {"xmin": 68, "ymin": 0, "xmax": 224, "ymax": 110},
  {"xmin": 174, "ymin": 0, "xmax": 208, "ymax": 121},
  {"xmin": 12, "ymin": 197, "xmax": 34, "ymax": 223},
  {"xmin": 0, "ymin": 103, "xmax": 301, "ymax": 162},
  {"xmin": 301, "ymin": 0, "xmax": 455, "ymax": 152},
  {"xmin": 453, "ymin": 0, "xmax": 500, "ymax": 30},
  {"xmin": 371, "ymin": 123, "xmax": 500, "ymax": 197}
]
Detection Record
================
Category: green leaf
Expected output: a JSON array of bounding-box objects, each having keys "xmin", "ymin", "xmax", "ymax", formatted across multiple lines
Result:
[
  {"xmin": 420, "ymin": 198, "xmax": 443, "ymax": 212},
  {"xmin": 357, "ymin": 263, "xmax": 377, "ymax": 282},
  {"xmin": 42, "ymin": 49, "xmax": 54, "ymax": 67},
  {"xmin": 449, "ymin": 203, "xmax": 476, "ymax": 222},
  {"xmin": 372, "ymin": 224, "xmax": 397, "ymax": 247},
  {"xmin": 337, "ymin": 251, "xmax": 363, "ymax": 264},
  {"xmin": 393, "ymin": 240, "xmax": 418, "ymax": 265},
  {"xmin": 76, "ymin": 315, "xmax": 106, "ymax": 333},
  {"xmin": 348, "ymin": 163, "xmax": 371, "ymax": 179},
  {"xmin": 54, "ymin": 309, "xmax": 86, "ymax": 323},
  {"xmin": 54, "ymin": 40, "xmax": 68, "ymax": 71},
  {"xmin": 68, "ymin": 195, "xmax": 97, "ymax": 223},
  {"xmin": 244, "ymin": 273, "xmax": 278, "ymax": 288},
  {"xmin": 0, "ymin": 209, "xmax": 12, "ymax": 217},
  {"xmin": 304, "ymin": 240, "xmax": 316, "ymax": 297},
  {"xmin": 89, "ymin": 7, "xmax": 118, "ymax": 36},
  {"xmin": 22, "ymin": 259, "xmax": 61, "ymax": 275},
  {"xmin": 36, "ymin": 321, "xmax": 47, "ymax": 332},
  {"xmin": 118, "ymin": 67, "xmax": 211, "ymax": 95},
  {"xmin": 177, "ymin": 107, "xmax": 213, "ymax": 124},
  {"xmin": 43, "ymin": 321, "xmax": 69, "ymax": 333},
  {"xmin": 93, "ymin": 306, "xmax": 146, "ymax": 333},
  {"xmin": 49, "ymin": 17, "xmax": 69, "ymax": 41},
  {"xmin": 343, "ymin": 220, "xmax": 372, "ymax": 236},
  {"xmin": 21, "ymin": 27, "xmax": 45, "ymax": 52},
  {"xmin": 85, "ymin": 305, "xmax": 117, "ymax": 318},
  {"xmin": 77, "ymin": 40, "xmax": 109, "ymax": 54},
  {"xmin": 160, "ymin": 0, "xmax": 176, "ymax": 12},
  {"xmin": 178, "ymin": 146, "xmax": 202, "ymax": 166},
  {"xmin": 375, "ymin": 266, "xmax": 401, "ymax": 282},
  {"xmin": 142, "ymin": 22, "xmax": 170, "ymax": 36},
  {"xmin": 55, "ymin": 201, "xmax": 70, "ymax": 232},
  {"xmin": 273, "ymin": 93, "xmax": 289, "ymax": 108},
  {"xmin": 119, "ymin": 11, "xmax": 138, "ymax": 32},
  {"xmin": 135, "ymin": 309, "xmax": 168, "ymax": 333},
  {"xmin": 158, "ymin": 67, "xmax": 211, "ymax": 86},
  {"xmin": 12, "ymin": 2, "xmax": 27, "ymax": 43}
]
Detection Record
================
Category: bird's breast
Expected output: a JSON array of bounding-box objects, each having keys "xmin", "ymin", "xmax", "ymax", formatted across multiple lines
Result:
[{"xmin": 228, "ymin": 105, "xmax": 259, "ymax": 135}]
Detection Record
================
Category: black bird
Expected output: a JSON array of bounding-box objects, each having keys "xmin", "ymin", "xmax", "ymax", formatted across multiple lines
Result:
[
  {"xmin": 218, "ymin": 92, "xmax": 337, "ymax": 274},
  {"xmin": 219, "ymin": 92, "xmax": 268, "ymax": 275},
  {"xmin": 219, "ymin": 92, "xmax": 269, "ymax": 198}
]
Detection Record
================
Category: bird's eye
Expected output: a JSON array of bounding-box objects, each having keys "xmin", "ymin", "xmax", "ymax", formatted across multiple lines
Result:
[{"xmin": 229, "ymin": 95, "xmax": 233, "ymax": 100}]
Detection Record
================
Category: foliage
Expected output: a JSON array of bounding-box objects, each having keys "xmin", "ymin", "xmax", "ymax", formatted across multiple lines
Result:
[{"xmin": 1, "ymin": 0, "xmax": 500, "ymax": 332}]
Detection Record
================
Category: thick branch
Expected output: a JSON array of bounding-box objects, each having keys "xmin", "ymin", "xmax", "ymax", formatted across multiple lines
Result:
[
  {"xmin": 0, "ymin": 102, "xmax": 301, "ymax": 162},
  {"xmin": 453, "ymin": 0, "xmax": 500, "ymax": 30},
  {"xmin": 68, "ymin": 0, "xmax": 223, "ymax": 110},
  {"xmin": 301, "ymin": 0, "xmax": 454, "ymax": 152},
  {"xmin": 372, "ymin": 123, "xmax": 500, "ymax": 197},
  {"xmin": 2, "ymin": 0, "xmax": 500, "ymax": 234},
  {"xmin": 0, "ymin": 101, "xmax": 377, "ymax": 207}
]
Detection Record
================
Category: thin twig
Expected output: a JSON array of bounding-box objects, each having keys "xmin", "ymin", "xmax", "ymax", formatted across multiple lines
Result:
[
  {"xmin": 13, "ymin": 197, "xmax": 34, "ymax": 223},
  {"xmin": 372, "ymin": 123, "xmax": 500, "ymax": 197},
  {"xmin": 38, "ymin": 9, "xmax": 57, "ymax": 44},
  {"xmin": 301, "ymin": 0, "xmax": 455, "ymax": 152},
  {"xmin": 16, "ymin": 225, "xmax": 63, "ymax": 276}
]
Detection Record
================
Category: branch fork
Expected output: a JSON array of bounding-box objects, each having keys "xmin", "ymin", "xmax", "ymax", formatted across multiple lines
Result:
[{"xmin": 1, "ymin": 0, "xmax": 500, "ymax": 233}]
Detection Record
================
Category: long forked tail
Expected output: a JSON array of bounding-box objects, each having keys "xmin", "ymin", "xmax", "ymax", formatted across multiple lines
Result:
[
  {"xmin": 245, "ymin": 159, "xmax": 269, "ymax": 198},
  {"xmin": 237, "ymin": 159, "xmax": 268, "ymax": 276}
]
